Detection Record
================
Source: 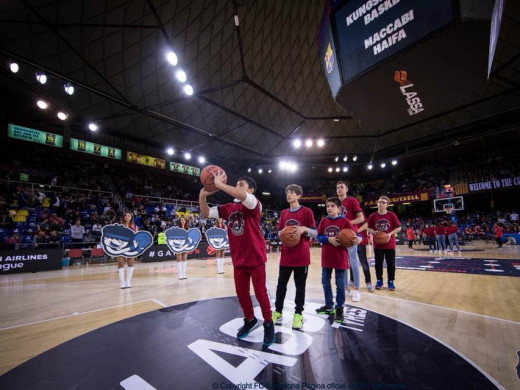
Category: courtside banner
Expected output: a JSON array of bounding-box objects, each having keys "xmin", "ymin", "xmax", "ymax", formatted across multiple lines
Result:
[
  {"xmin": 0, "ymin": 249, "xmax": 62, "ymax": 274},
  {"xmin": 363, "ymin": 190, "xmax": 429, "ymax": 207},
  {"xmin": 333, "ymin": 0, "xmax": 454, "ymax": 83},
  {"xmin": 142, "ymin": 243, "xmax": 230, "ymax": 262}
]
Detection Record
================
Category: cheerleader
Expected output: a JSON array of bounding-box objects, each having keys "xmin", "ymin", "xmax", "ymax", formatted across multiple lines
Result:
[
  {"xmin": 176, "ymin": 216, "xmax": 189, "ymax": 279},
  {"xmin": 117, "ymin": 212, "xmax": 137, "ymax": 289},
  {"xmin": 215, "ymin": 218, "xmax": 227, "ymax": 274}
]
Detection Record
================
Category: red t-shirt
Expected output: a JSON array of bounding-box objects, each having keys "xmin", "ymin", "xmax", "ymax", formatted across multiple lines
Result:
[
  {"xmin": 367, "ymin": 211, "xmax": 400, "ymax": 250},
  {"xmin": 317, "ymin": 216, "xmax": 354, "ymax": 269},
  {"xmin": 434, "ymin": 226, "xmax": 446, "ymax": 235},
  {"xmin": 446, "ymin": 225, "xmax": 458, "ymax": 235},
  {"xmin": 406, "ymin": 228, "xmax": 415, "ymax": 240},
  {"xmin": 423, "ymin": 227, "xmax": 435, "ymax": 237},
  {"xmin": 218, "ymin": 201, "xmax": 267, "ymax": 268},
  {"xmin": 278, "ymin": 206, "xmax": 316, "ymax": 267},
  {"xmin": 357, "ymin": 211, "xmax": 368, "ymax": 246},
  {"xmin": 340, "ymin": 196, "xmax": 362, "ymax": 222},
  {"xmin": 494, "ymin": 225, "xmax": 503, "ymax": 238}
]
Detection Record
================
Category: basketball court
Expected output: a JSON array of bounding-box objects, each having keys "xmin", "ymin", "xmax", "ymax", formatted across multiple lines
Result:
[{"xmin": 1, "ymin": 243, "xmax": 519, "ymax": 389}]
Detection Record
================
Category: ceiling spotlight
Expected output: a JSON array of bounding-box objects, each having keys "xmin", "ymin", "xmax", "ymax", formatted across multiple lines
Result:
[
  {"xmin": 343, "ymin": 167, "xmax": 348, "ymax": 172},
  {"xmin": 335, "ymin": 167, "xmax": 340, "ymax": 172},
  {"xmin": 64, "ymin": 83, "xmax": 74, "ymax": 95},
  {"xmin": 380, "ymin": 162, "xmax": 386, "ymax": 168},
  {"xmin": 88, "ymin": 123, "xmax": 98, "ymax": 131},
  {"xmin": 36, "ymin": 72, "xmax": 47, "ymax": 84},
  {"xmin": 9, "ymin": 62, "xmax": 19, "ymax": 73},
  {"xmin": 334, "ymin": 156, "xmax": 339, "ymax": 162},
  {"xmin": 36, "ymin": 100, "xmax": 48, "ymax": 109},
  {"xmin": 258, "ymin": 168, "xmax": 263, "ymax": 174},
  {"xmin": 166, "ymin": 51, "xmax": 178, "ymax": 66},
  {"xmin": 368, "ymin": 164, "xmax": 373, "ymax": 170},
  {"xmin": 176, "ymin": 70, "xmax": 187, "ymax": 83},
  {"xmin": 343, "ymin": 156, "xmax": 348, "ymax": 162},
  {"xmin": 247, "ymin": 168, "xmax": 251, "ymax": 173},
  {"xmin": 317, "ymin": 139, "xmax": 325, "ymax": 147},
  {"xmin": 183, "ymin": 84, "xmax": 194, "ymax": 95},
  {"xmin": 268, "ymin": 169, "xmax": 272, "ymax": 173},
  {"xmin": 352, "ymin": 155, "xmax": 358, "ymax": 162},
  {"xmin": 333, "ymin": 118, "xmax": 340, "ymax": 122},
  {"xmin": 57, "ymin": 111, "xmax": 68, "ymax": 120},
  {"xmin": 305, "ymin": 139, "xmax": 313, "ymax": 148},
  {"xmin": 166, "ymin": 147, "xmax": 174, "ymax": 156},
  {"xmin": 198, "ymin": 156, "xmax": 206, "ymax": 164},
  {"xmin": 289, "ymin": 163, "xmax": 297, "ymax": 172},
  {"xmin": 279, "ymin": 160, "xmax": 287, "ymax": 169},
  {"xmin": 293, "ymin": 139, "xmax": 302, "ymax": 148},
  {"xmin": 328, "ymin": 167, "xmax": 333, "ymax": 173},
  {"xmin": 391, "ymin": 160, "xmax": 397, "ymax": 166},
  {"xmin": 184, "ymin": 152, "xmax": 191, "ymax": 160}
]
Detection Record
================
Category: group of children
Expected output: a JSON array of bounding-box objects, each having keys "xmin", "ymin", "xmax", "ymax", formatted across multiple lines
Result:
[{"xmin": 199, "ymin": 173, "xmax": 401, "ymax": 346}]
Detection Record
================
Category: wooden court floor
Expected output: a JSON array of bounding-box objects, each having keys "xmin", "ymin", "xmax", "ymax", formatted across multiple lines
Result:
[{"xmin": 1, "ymin": 242, "xmax": 519, "ymax": 389}]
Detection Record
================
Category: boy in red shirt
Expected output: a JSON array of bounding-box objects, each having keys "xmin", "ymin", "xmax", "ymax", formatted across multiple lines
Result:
[
  {"xmin": 494, "ymin": 222, "xmax": 503, "ymax": 248},
  {"xmin": 316, "ymin": 197, "xmax": 359, "ymax": 323},
  {"xmin": 272, "ymin": 184, "xmax": 317, "ymax": 330},
  {"xmin": 199, "ymin": 172, "xmax": 275, "ymax": 346},
  {"xmin": 423, "ymin": 223, "xmax": 436, "ymax": 253},
  {"xmin": 446, "ymin": 222, "xmax": 460, "ymax": 252},
  {"xmin": 367, "ymin": 196, "xmax": 401, "ymax": 291}
]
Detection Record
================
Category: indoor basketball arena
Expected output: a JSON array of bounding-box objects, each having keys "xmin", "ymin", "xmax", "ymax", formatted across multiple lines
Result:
[{"xmin": 0, "ymin": 1, "xmax": 519, "ymax": 389}]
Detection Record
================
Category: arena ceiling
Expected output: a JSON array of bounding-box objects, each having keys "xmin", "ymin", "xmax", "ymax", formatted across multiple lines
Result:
[{"xmin": 0, "ymin": 0, "xmax": 519, "ymax": 171}]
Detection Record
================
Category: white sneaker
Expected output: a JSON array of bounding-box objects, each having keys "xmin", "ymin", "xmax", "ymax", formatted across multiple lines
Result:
[
  {"xmin": 120, "ymin": 281, "xmax": 126, "ymax": 289},
  {"xmin": 345, "ymin": 285, "xmax": 351, "ymax": 295},
  {"xmin": 125, "ymin": 282, "xmax": 131, "ymax": 288},
  {"xmin": 429, "ymin": 250, "xmax": 433, "ymax": 253},
  {"xmin": 352, "ymin": 290, "xmax": 361, "ymax": 302},
  {"xmin": 366, "ymin": 283, "xmax": 375, "ymax": 293}
]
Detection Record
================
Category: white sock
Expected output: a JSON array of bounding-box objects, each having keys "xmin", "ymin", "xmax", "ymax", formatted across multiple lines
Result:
[
  {"xmin": 125, "ymin": 266, "xmax": 134, "ymax": 287},
  {"xmin": 117, "ymin": 268, "xmax": 125, "ymax": 288},
  {"xmin": 181, "ymin": 261, "xmax": 187, "ymax": 278},
  {"xmin": 216, "ymin": 258, "xmax": 222, "ymax": 273},
  {"xmin": 177, "ymin": 262, "xmax": 183, "ymax": 279}
]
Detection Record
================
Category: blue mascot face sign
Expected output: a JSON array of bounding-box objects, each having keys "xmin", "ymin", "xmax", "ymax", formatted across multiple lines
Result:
[
  {"xmin": 164, "ymin": 227, "xmax": 202, "ymax": 254},
  {"xmin": 205, "ymin": 227, "xmax": 229, "ymax": 250},
  {"xmin": 101, "ymin": 224, "xmax": 153, "ymax": 258}
]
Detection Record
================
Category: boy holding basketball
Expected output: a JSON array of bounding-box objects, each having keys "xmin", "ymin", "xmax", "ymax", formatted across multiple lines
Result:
[
  {"xmin": 316, "ymin": 197, "xmax": 359, "ymax": 323},
  {"xmin": 199, "ymin": 170, "xmax": 275, "ymax": 346},
  {"xmin": 272, "ymin": 184, "xmax": 317, "ymax": 330},
  {"xmin": 367, "ymin": 196, "xmax": 401, "ymax": 291}
]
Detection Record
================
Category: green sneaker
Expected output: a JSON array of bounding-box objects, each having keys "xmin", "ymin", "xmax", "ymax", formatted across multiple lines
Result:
[
  {"xmin": 272, "ymin": 310, "xmax": 283, "ymax": 324},
  {"xmin": 292, "ymin": 313, "xmax": 304, "ymax": 329}
]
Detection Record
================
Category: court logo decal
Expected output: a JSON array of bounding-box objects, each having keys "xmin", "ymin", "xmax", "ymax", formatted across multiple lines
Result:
[{"xmin": 0, "ymin": 297, "xmax": 500, "ymax": 389}]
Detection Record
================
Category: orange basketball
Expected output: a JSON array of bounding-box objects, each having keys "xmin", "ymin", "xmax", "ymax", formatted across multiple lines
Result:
[
  {"xmin": 337, "ymin": 228, "xmax": 357, "ymax": 247},
  {"xmin": 279, "ymin": 226, "xmax": 300, "ymax": 248},
  {"xmin": 200, "ymin": 165, "xmax": 227, "ymax": 192},
  {"xmin": 373, "ymin": 231, "xmax": 389, "ymax": 245}
]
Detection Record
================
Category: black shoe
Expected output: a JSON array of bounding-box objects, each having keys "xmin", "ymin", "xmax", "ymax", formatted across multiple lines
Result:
[
  {"xmin": 237, "ymin": 317, "xmax": 259, "ymax": 339},
  {"xmin": 335, "ymin": 306, "xmax": 344, "ymax": 323},
  {"xmin": 263, "ymin": 321, "xmax": 275, "ymax": 346},
  {"xmin": 315, "ymin": 305, "xmax": 335, "ymax": 315}
]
